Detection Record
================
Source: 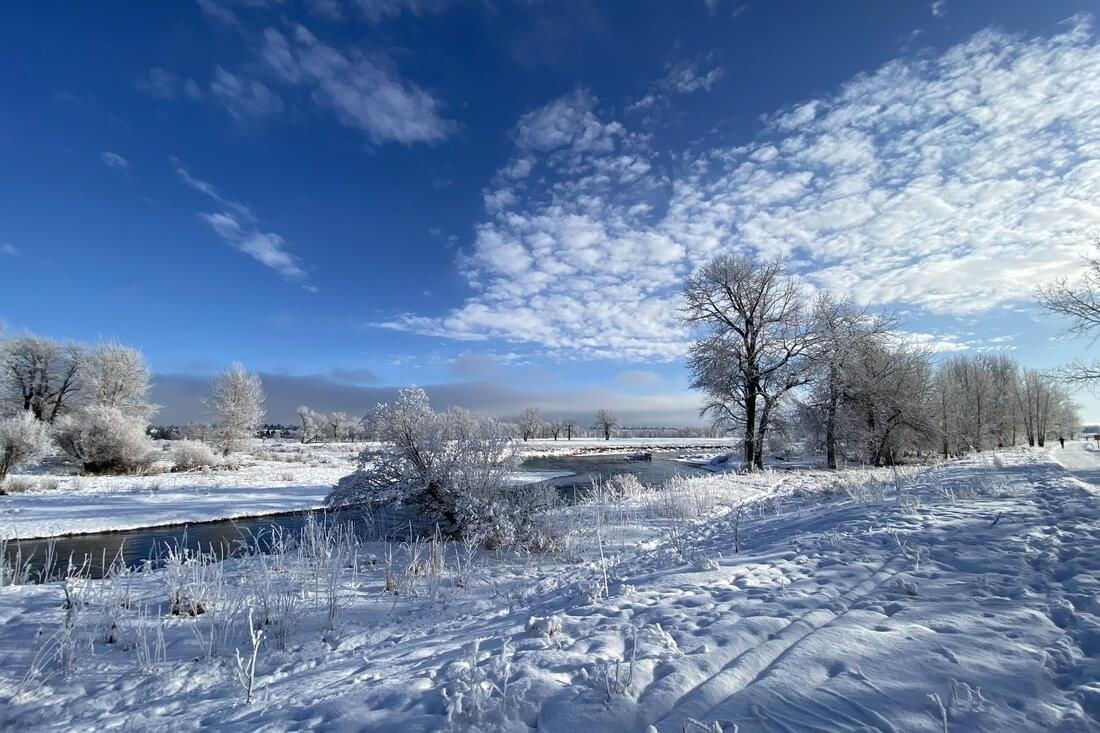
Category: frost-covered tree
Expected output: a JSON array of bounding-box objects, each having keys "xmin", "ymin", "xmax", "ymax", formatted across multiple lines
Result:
[
  {"xmin": 297, "ymin": 405, "xmax": 325, "ymax": 444},
  {"xmin": 548, "ymin": 419, "xmax": 563, "ymax": 441},
  {"xmin": 326, "ymin": 411, "xmax": 359, "ymax": 442},
  {"xmin": 1038, "ymin": 240, "xmax": 1100, "ymax": 382},
  {"xmin": 1013, "ymin": 369, "xmax": 1074, "ymax": 447},
  {"xmin": 683, "ymin": 255, "xmax": 816, "ymax": 470},
  {"xmin": 208, "ymin": 363, "xmax": 265, "ymax": 455},
  {"xmin": 80, "ymin": 342, "xmax": 158, "ymax": 420},
  {"xmin": 0, "ymin": 334, "xmax": 83, "ymax": 422},
  {"xmin": 0, "ymin": 411, "xmax": 52, "ymax": 483},
  {"xmin": 52, "ymin": 342, "xmax": 159, "ymax": 473},
  {"xmin": 838, "ymin": 340, "xmax": 934, "ymax": 466},
  {"xmin": 182, "ymin": 422, "xmax": 214, "ymax": 442},
  {"xmin": 54, "ymin": 405, "xmax": 154, "ymax": 474},
  {"xmin": 594, "ymin": 409, "xmax": 618, "ymax": 441},
  {"xmin": 806, "ymin": 295, "xmax": 892, "ymax": 469},
  {"xmin": 327, "ymin": 388, "xmax": 547, "ymax": 546},
  {"xmin": 519, "ymin": 406, "xmax": 542, "ymax": 442}
]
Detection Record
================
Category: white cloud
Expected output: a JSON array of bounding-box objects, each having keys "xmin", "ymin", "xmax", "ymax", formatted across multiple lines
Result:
[
  {"xmin": 210, "ymin": 66, "xmax": 283, "ymax": 120},
  {"xmin": 663, "ymin": 61, "xmax": 724, "ymax": 94},
  {"xmin": 515, "ymin": 89, "xmax": 622, "ymax": 153},
  {"xmin": 0, "ymin": 243, "xmax": 19, "ymax": 257},
  {"xmin": 351, "ymin": 0, "xmax": 450, "ymax": 22},
  {"xmin": 306, "ymin": 0, "xmax": 344, "ymax": 20},
  {"xmin": 259, "ymin": 25, "xmax": 455, "ymax": 145},
  {"xmin": 135, "ymin": 67, "xmax": 203, "ymax": 101},
  {"xmin": 196, "ymin": 0, "xmax": 241, "ymax": 26},
  {"xmin": 628, "ymin": 59, "xmax": 725, "ymax": 111},
  {"xmin": 99, "ymin": 151, "xmax": 129, "ymax": 171},
  {"xmin": 174, "ymin": 163, "xmax": 312, "ymax": 285},
  {"xmin": 385, "ymin": 16, "xmax": 1100, "ymax": 362},
  {"xmin": 932, "ymin": 1, "xmax": 947, "ymax": 18}
]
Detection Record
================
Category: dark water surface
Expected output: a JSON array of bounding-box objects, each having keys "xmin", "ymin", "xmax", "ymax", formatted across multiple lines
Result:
[{"xmin": 2, "ymin": 451, "xmax": 708, "ymax": 581}]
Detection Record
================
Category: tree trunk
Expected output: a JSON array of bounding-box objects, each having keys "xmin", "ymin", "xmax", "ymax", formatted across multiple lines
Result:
[
  {"xmin": 743, "ymin": 390, "xmax": 757, "ymax": 471},
  {"xmin": 825, "ymin": 390, "xmax": 838, "ymax": 470}
]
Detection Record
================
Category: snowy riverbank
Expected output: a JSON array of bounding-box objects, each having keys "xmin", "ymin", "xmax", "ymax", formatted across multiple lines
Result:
[
  {"xmin": 0, "ymin": 438, "xmax": 728, "ymax": 540},
  {"xmin": 2, "ymin": 445, "xmax": 1098, "ymax": 730}
]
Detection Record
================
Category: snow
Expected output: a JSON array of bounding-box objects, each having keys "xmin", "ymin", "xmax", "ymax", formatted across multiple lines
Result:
[
  {"xmin": 0, "ymin": 441, "xmax": 570, "ymax": 540},
  {"xmin": 517, "ymin": 437, "xmax": 736, "ymax": 458},
  {"xmin": 2, "ymin": 444, "xmax": 1099, "ymax": 729}
]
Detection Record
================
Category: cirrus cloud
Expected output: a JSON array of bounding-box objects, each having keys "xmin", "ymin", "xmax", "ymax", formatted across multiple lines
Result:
[{"xmin": 260, "ymin": 24, "xmax": 456, "ymax": 145}]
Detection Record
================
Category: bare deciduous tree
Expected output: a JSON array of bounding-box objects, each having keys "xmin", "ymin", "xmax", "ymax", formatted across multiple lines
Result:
[
  {"xmin": 0, "ymin": 334, "xmax": 83, "ymax": 422},
  {"xmin": 1038, "ymin": 240, "xmax": 1100, "ymax": 382},
  {"xmin": 807, "ymin": 295, "xmax": 892, "ymax": 469},
  {"xmin": 594, "ymin": 409, "xmax": 618, "ymax": 441},
  {"xmin": 683, "ymin": 255, "xmax": 815, "ymax": 470},
  {"xmin": 563, "ymin": 419, "xmax": 578, "ymax": 440},
  {"xmin": 838, "ymin": 340, "xmax": 935, "ymax": 466}
]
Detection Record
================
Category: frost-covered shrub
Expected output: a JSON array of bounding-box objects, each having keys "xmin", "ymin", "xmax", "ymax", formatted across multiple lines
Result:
[
  {"xmin": 605, "ymin": 473, "xmax": 646, "ymax": 500},
  {"xmin": 327, "ymin": 388, "xmax": 549, "ymax": 548},
  {"xmin": 172, "ymin": 439, "xmax": 218, "ymax": 471},
  {"xmin": 0, "ymin": 411, "xmax": 52, "ymax": 482},
  {"xmin": 54, "ymin": 406, "xmax": 154, "ymax": 474}
]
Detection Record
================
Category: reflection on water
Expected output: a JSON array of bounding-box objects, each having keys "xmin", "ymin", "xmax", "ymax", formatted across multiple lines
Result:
[
  {"xmin": 3, "ymin": 451, "xmax": 704, "ymax": 581},
  {"xmin": 525, "ymin": 450, "xmax": 705, "ymax": 496}
]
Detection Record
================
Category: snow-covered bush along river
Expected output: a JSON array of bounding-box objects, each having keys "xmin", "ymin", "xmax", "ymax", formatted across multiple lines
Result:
[{"xmin": 0, "ymin": 452, "xmax": 703, "ymax": 579}]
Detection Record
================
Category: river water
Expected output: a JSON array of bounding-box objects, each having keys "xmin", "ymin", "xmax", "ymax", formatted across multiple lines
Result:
[{"xmin": 2, "ymin": 452, "xmax": 707, "ymax": 581}]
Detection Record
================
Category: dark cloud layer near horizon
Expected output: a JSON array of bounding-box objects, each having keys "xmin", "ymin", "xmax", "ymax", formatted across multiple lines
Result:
[{"xmin": 150, "ymin": 372, "xmax": 706, "ymax": 427}]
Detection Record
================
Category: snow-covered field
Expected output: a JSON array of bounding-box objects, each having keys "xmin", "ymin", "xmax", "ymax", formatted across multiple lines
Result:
[
  {"xmin": 0, "ymin": 439, "xmax": 597, "ymax": 540},
  {"xmin": 0, "ymin": 442, "xmax": 356, "ymax": 541},
  {"xmin": 2, "ymin": 444, "xmax": 1098, "ymax": 730},
  {"xmin": 516, "ymin": 437, "xmax": 734, "ymax": 458}
]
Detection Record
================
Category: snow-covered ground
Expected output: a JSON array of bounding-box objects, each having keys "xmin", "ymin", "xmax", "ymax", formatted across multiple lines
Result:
[
  {"xmin": 517, "ymin": 437, "xmax": 735, "ymax": 458},
  {"xmin": 2, "ymin": 444, "xmax": 1098, "ymax": 730},
  {"xmin": 0, "ymin": 440, "xmax": 585, "ymax": 540}
]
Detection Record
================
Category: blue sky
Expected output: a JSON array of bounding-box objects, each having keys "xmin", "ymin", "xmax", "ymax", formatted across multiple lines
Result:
[{"xmin": 3, "ymin": 1, "xmax": 1100, "ymax": 424}]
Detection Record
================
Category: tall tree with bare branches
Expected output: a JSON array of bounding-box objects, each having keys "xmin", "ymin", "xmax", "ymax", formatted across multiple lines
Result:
[
  {"xmin": 1038, "ymin": 240, "xmax": 1100, "ymax": 382},
  {"xmin": 594, "ymin": 409, "xmax": 618, "ymax": 441},
  {"xmin": 683, "ymin": 255, "xmax": 816, "ymax": 470},
  {"xmin": 0, "ymin": 334, "xmax": 83, "ymax": 422}
]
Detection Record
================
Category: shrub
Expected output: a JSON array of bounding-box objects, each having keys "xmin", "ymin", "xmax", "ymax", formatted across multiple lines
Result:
[
  {"xmin": 327, "ymin": 388, "xmax": 548, "ymax": 548},
  {"xmin": 172, "ymin": 440, "xmax": 219, "ymax": 471},
  {"xmin": 0, "ymin": 411, "xmax": 52, "ymax": 483},
  {"xmin": 54, "ymin": 406, "xmax": 154, "ymax": 474}
]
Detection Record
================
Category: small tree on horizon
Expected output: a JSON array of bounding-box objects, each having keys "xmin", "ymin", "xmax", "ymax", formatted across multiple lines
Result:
[
  {"xmin": 520, "ymin": 406, "xmax": 542, "ymax": 442},
  {"xmin": 594, "ymin": 409, "xmax": 618, "ymax": 441},
  {"xmin": 563, "ymin": 419, "xmax": 578, "ymax": 440}
]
